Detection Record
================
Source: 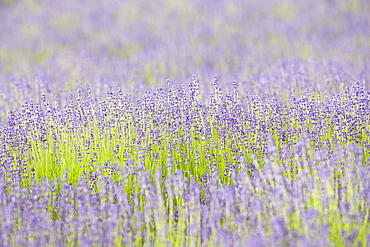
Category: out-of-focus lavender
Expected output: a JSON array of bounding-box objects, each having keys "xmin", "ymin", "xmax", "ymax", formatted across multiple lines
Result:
[
  {"xmin": 0, "ymin": 142, "xmax": 368, "ymax": 246},
  {"xmin": 0, "ymin": 0, "xmax": 369, "ymax": 120}
]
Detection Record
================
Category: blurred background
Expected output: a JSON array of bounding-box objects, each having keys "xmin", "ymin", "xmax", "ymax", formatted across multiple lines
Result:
[{"xmin": 0, "ymin": 0, "xmax": 369, "ymax": 120}]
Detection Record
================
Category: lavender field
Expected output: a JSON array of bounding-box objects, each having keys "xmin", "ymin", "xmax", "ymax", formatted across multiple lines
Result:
[{"xmin": 0, "ymin": 0, "xmax": 369, "ymax": 246}]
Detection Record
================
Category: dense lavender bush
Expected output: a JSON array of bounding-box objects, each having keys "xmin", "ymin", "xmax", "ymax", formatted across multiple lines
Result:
[
  {"xmin": 0, "ymin": 0, "xmax": 369, "ymax": 246},
  {"xmin": 1, "ymin": 79, "xmax": 369, "ymax": 185}
]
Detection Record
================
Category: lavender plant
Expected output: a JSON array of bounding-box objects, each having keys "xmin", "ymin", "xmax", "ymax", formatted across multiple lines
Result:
[
  {"xmin": 1, "ymin": 78, "xmax": 369, "ymax": 185},
  {"xmin": 0, "ymin": 0, "xmax": 369, "ymax": 246},
  {"xmin": 0, "ymin": 78, "xmax": 369, "ymax": 246}
]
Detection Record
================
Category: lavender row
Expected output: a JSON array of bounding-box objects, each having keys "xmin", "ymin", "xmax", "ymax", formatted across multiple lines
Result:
[{"xmin": 0, "ymin": 78, "xmax": 369, "ymax": 186}]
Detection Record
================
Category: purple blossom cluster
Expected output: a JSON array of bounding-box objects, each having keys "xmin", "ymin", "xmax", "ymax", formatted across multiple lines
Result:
[{"xmin": 0, "ymin": 78, "xmax": 369, "ymax": 184}]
